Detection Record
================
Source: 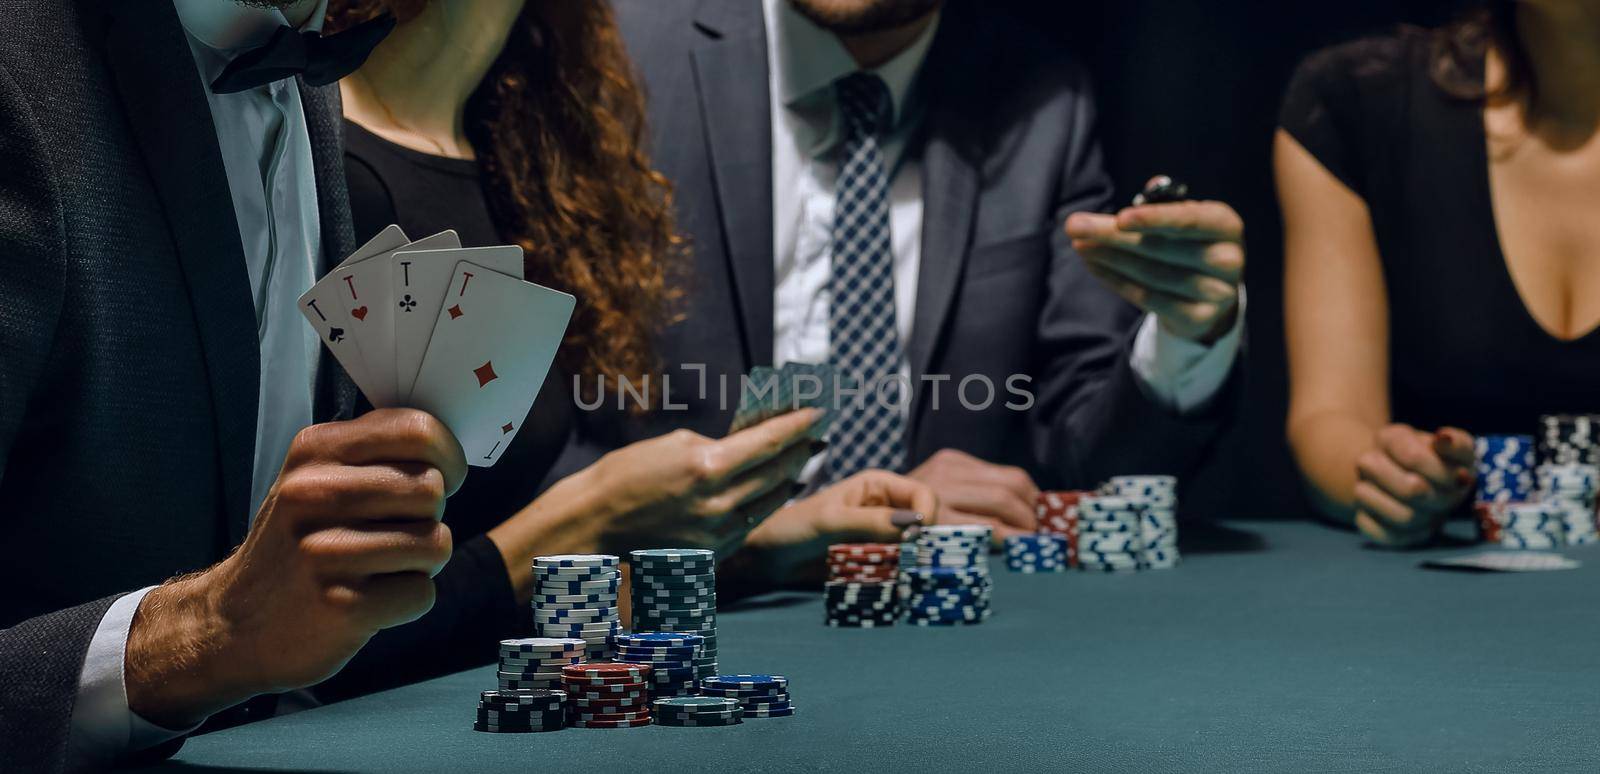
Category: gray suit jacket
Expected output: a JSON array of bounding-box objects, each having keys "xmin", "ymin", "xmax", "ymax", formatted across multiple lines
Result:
[
  {"xmin": 549, "ymin": 0, "xmax": 1237, "ymax": 490},
  {"xmin": 0, "ymin": 2, "xmax": 359, "ymax": 769}
]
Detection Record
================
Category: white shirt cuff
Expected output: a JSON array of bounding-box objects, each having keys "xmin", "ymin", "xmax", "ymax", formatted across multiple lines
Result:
[
  {"xmin": 68, "ymin": 586, "xmax": 203, "ymax": 770},
  {"xmin": 1128, "ymin": 286, "xmax": 1246, "ymax": 414}
]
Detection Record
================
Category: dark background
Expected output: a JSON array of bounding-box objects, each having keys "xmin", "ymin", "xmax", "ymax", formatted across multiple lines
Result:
[{"xmin": 995, "ymin": 0, "xmax": 1470, "ymax": 520}]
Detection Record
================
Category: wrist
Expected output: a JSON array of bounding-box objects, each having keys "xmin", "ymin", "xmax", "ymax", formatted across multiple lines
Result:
[
  {"xmin": 124, "ymin": 565, "xmax": 257, "ymax": 728},
  {"xmin": 489, "ymin": 464, "xmax": 611, "ymax": 596}
]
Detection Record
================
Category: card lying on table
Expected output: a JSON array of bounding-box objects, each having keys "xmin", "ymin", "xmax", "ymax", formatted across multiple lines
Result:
[
  {"xmin": 1420, "ymin": 551, "xmax": 1580, "ymax": 573},
  {"xmin": 299, "ymin": 226, "xmax": 575, "ymax": 468}
]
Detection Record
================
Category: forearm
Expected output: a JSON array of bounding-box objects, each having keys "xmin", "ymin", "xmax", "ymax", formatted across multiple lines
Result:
[
  {"xmin": 486, "ymin": 463, "xmax": 612, "ymax": 601},
  {"xmin": 1290, "ymin": 409, "xmax": 1379, "ymax": 524}
]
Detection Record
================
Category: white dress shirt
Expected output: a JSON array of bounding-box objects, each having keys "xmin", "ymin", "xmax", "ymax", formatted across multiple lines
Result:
[
  {"xmin": 763, "ymin": 0, "xmax": 1243, "ymax": 485},
  {"xmin": 68, "ymin": 1, "xmax": 327, "ymax": 768}
]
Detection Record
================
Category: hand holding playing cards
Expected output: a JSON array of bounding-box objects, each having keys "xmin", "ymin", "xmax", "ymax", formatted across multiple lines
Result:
[
  {"xmin": 125, "ymin": 409, "xmax": 465, "ymax": 728},
  {"xmin": 1065, "ymin": 197, "xmax": 1245, "ymax": 345},
  {"xmin": 734, "ymin": 470, "xmax": 937, "ymax": 584},
  {"xmin": 577, "ymin": 408, "xmax": 823, "ymax": 557},
  {"xmin": 1353, "ymin": 424, "xmax": 1476, "ymax": 548},
  {"xmin": 908, "ymin": 448, "xmax": 1038, "ymax": 540}
]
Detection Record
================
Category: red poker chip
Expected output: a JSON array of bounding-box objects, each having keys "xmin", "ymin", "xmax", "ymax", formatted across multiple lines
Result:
[
  {"xmin": 828, "ymin": 553, "xmax": 897, "ymax": 562},
  {"xmin": 561, "ymin": 663, "xmax": 648, "ymax": 679},
  {"xmin": 827, "ymin": 559, "xmax": 898, "ymax": 570},
  {"xmin": 564, "ymin": 681, "xmax": 648, "ymax": 696},
  {"xmin": 1475, "ymin": 502, "xmax": 1503, "ymax": 542},
  {"xmin": 827, "ymin": 542, "xmax": 900, "ymax": 555}
]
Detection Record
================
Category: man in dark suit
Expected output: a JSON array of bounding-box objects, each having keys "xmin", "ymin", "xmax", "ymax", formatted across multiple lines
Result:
[
  {"xmin": 0, "ymin": 2, "xmax": 465, "ymax": 770},
  {"xmin": 553, "ymin": 0, "xmax": 1247, "ymax": 535}
]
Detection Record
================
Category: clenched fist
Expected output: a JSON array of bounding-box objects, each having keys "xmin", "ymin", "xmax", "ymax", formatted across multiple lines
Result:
[
  {"xmin": 1352, "ymin": 424, "xmax": 1476, "ymax": 547},
  {"xmin": 126, "ymin": 409, "xmax": 466, "ymax": 728}
]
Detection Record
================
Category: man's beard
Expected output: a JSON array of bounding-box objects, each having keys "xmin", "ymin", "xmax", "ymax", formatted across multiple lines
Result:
[{"xmin": 788, "ymin": 0, "xmax": 942, "ymax": 36}]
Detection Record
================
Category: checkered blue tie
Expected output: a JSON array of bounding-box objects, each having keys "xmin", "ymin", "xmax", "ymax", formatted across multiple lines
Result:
[{"xmin": 826, "ymin": 72, "xmax": 905, "ymax": 480}]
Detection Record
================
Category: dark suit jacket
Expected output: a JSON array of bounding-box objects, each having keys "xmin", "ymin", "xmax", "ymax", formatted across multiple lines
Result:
[
  {"xmin": 549, "ymin": 0, "xmax": 1237, "ymax": 492},
  {"xmin": 0, "ymin": 3, "xmax": 360, "ymax": 770}
]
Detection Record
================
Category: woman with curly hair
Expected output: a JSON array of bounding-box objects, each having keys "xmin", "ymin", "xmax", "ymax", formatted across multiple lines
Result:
[
  {"xmin": 315, "ymin": 0, "xmax": 934, "ymax": 700},
  {"xmin": 1278, "ymin": 0, "xmax": 1600, "ymax": 546}
]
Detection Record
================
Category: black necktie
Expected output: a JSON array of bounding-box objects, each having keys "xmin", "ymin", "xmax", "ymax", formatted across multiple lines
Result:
[{"xmin": 210, "ymin": 13, "xmax": 396, "ymax": 95}]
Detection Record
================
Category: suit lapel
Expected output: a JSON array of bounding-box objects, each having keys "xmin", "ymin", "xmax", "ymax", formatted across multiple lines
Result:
[
  {"xmin": 299, "ymin": 80, "xmax": 364, "ymax": 424},
  {"xmin": 690, "ymin": 1, "xmax": 776, "ymax": 367},
  {"xmin": 104, "ymin": 4, "xmax": 259, "ymax": 545},
  {"xmin": 905, "ymin": 16, "xmax": 982, "ymax": 447}
]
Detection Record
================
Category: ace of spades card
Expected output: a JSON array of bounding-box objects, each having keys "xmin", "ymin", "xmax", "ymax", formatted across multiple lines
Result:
[{"xmin": 408, "ymin": 261, "xmax": 574, "ymax": 467}]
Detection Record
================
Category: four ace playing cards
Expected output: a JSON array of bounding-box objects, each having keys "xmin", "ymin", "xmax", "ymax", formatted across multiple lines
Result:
[{"xmin": 299, "ymin": 226, "xmax": 574, "ymax": 467}]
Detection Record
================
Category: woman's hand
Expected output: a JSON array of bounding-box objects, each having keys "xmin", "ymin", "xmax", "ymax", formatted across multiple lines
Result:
[
  {"xmin": 584, "ymin": 408, "xmax": 823, "ymax": 556},
  {"xmin": 733, "ymin": 470, "xmax": 937, "ymax": 585},
  {"xmin": 489, "ymin": 409, "xmax": 821, "ymax": 596},
  {"xmin": 1353, "ymin": 424, "xmax": 1476, "ymax": 547}
]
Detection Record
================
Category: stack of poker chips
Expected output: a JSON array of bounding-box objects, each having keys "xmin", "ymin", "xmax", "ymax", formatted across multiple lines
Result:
[
  {"xmin": 1035, "ymin": 490, "xmax": 1084, "ymax": 568},
  {"xmin": 823, "ymin": 542, "xmax": 900, "ymax": 626},
  {"xmin": 1537, "ymin": 463, "xmax": 1600, "ymax": 545},
  {"xmin": 897, "ymin": 537, "xmax": 916, "ymax": 604},
  {"xmin": 560, "ymin": 663, "xmax": 653, "ymax": 728},
  {"xmin": 612, "ymin": 632, "xmax": 704, "ymax": 699},
  {"xmin": 531, "ymin": 555, "xmax": 621, "ymax": 661},
  {"xmin": 697, "ymin": 674, "xmax": 795, "ymax": 718},
  {"xmin": 473, "ymin": 689, "xmax": 567, "ymax": 733},
  {"xmin": 652, "ymin": 696, "xmax": 744, "ymax": 727},
  {"xmin": 1483, "ymin": 502, "xmax": 1565, "ymax": 550},
  {"xmin": 496, "ymin": 637, "xmax": 585, "ymax": 691},
  {"xmin": 629, "ymin": 549, "xmax": 718, "ymax": 683},
  {"xmin": 1475, "ymin": 435, "xmax": 1536, "ymax": 504},
  {"xmin": 1537, "ymin": 414, "xmax": 1600, "ymax": 467},
  {"xmin": 1003, "ymin": 534, "xmax": 1067, "ymax": 572},
  {"xmin": 904, "ymin": 525, "xmax": 992, "ymax": 625},
  {"xmin": 1109, "ymin": 475, "xmax": 1181, "ymax": 569},
  {"xmin": 1076, "ymin": 494, "xmax": 1145, "ymax": 572}
]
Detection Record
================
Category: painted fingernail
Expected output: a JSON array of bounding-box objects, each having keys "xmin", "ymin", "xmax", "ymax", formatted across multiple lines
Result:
[{"xmin": 891, "ymin": 509, "xmax": 924, "ymax": 527}]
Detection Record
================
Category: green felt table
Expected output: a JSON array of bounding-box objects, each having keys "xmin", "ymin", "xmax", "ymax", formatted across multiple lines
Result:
[{"xmin": 147, "ymin": 521, "xmax": 1600, "ymax": 773}]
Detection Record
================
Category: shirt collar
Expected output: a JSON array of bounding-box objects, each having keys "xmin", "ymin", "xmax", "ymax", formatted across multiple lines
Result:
[
  {"xmin": 768, "ymin": 0, "xmax": 940, "ymax": 127},
  {"xmin": 174, "ymin": 0, "xmax": 329, "ymax": 54}
]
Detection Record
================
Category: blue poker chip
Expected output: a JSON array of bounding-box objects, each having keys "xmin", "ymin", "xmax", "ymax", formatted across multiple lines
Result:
[
  {"xmin": 532, "ymin": 554, "xmax": 620, "ymax": 569},
  {"xmin": 532, "ymin": 593, "xmax": 619, "ymax": 605},
  {"xmin": 742, "ymin": 706, "xmax": 797, "ymax": 718},
  {"xmin": 701, "ymin": 674, "xmax": 787, "ymax": 689},
  {"xmin": 533, "ymin": 564, "xmax": 619, "ymax": 577}
]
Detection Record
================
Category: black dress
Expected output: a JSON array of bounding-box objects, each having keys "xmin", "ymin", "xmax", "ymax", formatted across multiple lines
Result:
[
  {"xmin": 313, "ymin": 121, "xmax": 576, "ymax": 701},
  {"xmin": 1280, "ymin": 29, "xmax": 1600, "ymax": 436}
]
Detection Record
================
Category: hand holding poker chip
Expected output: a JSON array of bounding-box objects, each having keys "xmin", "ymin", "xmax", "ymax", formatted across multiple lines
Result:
[{"xmin": 1065, "ymin": 175, "xmax": 1245, "ymax": 345}]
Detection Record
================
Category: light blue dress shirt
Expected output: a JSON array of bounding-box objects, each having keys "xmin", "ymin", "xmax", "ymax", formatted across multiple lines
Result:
[{"xmin": 67, "ymin": 1, "xmax": 328, "ymax": 768}]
